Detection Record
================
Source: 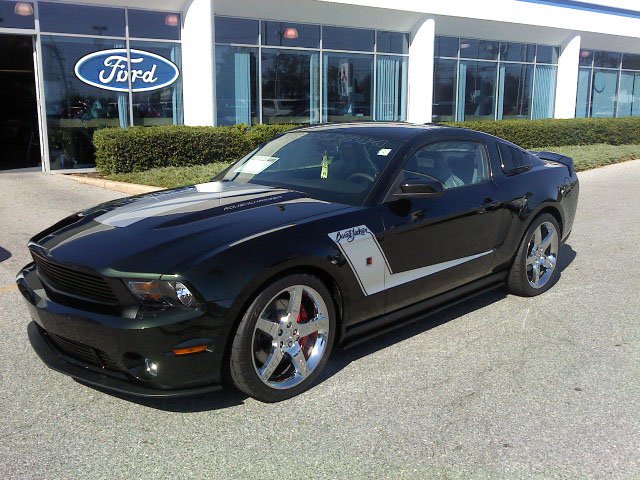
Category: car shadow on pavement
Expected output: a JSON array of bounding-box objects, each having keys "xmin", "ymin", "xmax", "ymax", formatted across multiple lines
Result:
[
  {"xmin": 95, "ymin": 243, "xmax": 577, "ymax": 412},
  {"xmin": 0, "ymin": 246, "xmax": 11, "ymax": 263}
]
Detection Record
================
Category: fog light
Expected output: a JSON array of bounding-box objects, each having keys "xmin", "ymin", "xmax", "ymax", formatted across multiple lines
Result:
[{"xmin": 145, "ymin": 358, "xmax": 158, "ymax": 377}]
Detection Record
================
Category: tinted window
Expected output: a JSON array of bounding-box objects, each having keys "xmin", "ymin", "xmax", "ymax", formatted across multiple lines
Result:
[
  {"xmin": 222, "ymin": 131, "xmax": 401, "ymax": 205},
  {"xmin": 323, "ymin": 26, "xmax": 373, "ymax": 52},
  {"xmin": 405, "ymin": 141, "xmax": 489, "ymax": 189},
  {"xmin": 377, "ymin": 31, "xmax": 408, "ymax": 54},
  {"xmin": 262, "ymin": 21, "xmax": 320, "ymax": 49},
  {"xmin": 500, "ymin": 42, "xmax": 535, "ymax": 63},
  {"xmin": 594, "ymin": 51, "xmax": 621, "ymax": 69},
  {"xmin": 579, "ymin": 50, "xmax": 594, "ymax": 67},
  {"xmin": 536, "ymin": 45, "xmax": 559, "ymax": 64},
  {"xmin": 215, "ymin": 17, "xmax": 259, "ymax": 45},
  {"xmin": 0, "ymin": 1, "xmax": 35, "ymax": 29},
  {"xmin": 323, "ymin": 53, "xmax": 373, "ymax": 121},
  {"xmin": 128, "ymin": 10, "xmax": 180, "ymax": 40},
  {"xmin": 435, "ymin": 36, "xmax": 458, "ymax": 58},
  {"xmin": 459, "ymin": 39, "xmax": 499, "ymax": 60},
  {"xmin": 498, "ymin": 143, "xmax": 541, "ymax": 174},
  {"xmin": 433, "ymin": 58, "xmax": 456, "ymax": 122},
  {"xmin": 622, "ymin": 53, "xmax": 640, "ymax": 71},
  {"xmin": 39, "ymin": 2, "xmax": 125, "ymax": 36}
]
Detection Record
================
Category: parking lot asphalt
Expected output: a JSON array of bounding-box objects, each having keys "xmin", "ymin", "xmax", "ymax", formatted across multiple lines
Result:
[{"xmin": 0, "ymin": 164, "xmax": 639, "ymax": 479}]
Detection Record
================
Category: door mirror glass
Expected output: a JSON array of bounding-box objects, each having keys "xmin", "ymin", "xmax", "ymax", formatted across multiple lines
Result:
[{"xmin": 395, "ymin": 177, "xmax": 444, "ymax": 197}]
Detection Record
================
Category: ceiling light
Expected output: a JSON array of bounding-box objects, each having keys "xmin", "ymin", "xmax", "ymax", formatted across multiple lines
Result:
[
  {"xmin": 164, "ymin": 14, "xmax": 179, "ymax": 27},
  {"xmin": 283, "ymin": 27, "xmax": 299, "ymax": 40},
  {"xmin": 14, "ymin": 2, "xmax": 34, "ymax": 16}
]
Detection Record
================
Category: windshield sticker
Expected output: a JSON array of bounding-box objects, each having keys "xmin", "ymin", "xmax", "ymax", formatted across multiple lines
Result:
[
  {"xmin": 234, "ymin": 156, "xmax": 278, "ymax": 175},
  {"xmin": 320, "ymin": 151, "xmax": 333, "ymax": 179},
  {"xmin": 377, "ymin": 148, "xmax": 392, "ymax": 156}
]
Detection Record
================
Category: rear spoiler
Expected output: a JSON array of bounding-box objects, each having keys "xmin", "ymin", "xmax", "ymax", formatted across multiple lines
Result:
[{"xmin": 530, "ymin": 151, "xmax": 575, "ymax": 176}]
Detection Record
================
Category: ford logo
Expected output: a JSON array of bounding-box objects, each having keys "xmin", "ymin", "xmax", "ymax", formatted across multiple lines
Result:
[{"xmin": 74, "ymin": 49, "xmax": 180, "ymax": 93}]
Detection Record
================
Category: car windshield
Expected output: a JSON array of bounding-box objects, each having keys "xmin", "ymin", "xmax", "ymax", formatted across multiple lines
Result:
[{"xmin": 221, "ymin": 130, "xmax": 402, "ymax": 205}]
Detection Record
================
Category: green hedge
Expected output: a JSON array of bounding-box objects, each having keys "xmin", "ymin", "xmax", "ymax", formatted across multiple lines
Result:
[
  {"xmin": 94, "ymin": 123, "xmax": 300, "ymax": 174},
  {"xmin": 95, "ymin": 117, "xmax": 640, "ymax": 174},
  {"xmin": 443, "ymin": 117, "xmax": 640, "ymax": 149}
]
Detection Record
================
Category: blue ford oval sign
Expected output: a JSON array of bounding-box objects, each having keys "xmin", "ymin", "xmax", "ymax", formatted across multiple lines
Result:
[{"xmin": 74, "ymin": 49, "xmax": 180, "ymax": 93}]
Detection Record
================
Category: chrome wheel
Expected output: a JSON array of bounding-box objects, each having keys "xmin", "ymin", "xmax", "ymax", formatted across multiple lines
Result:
[
  {"xmin": 251, "ymin": 285, "xmax": 330, "ymax": 390},
  {"xmin": 526, "ymin": 221, "xmax": 559, "ymax": 289}
]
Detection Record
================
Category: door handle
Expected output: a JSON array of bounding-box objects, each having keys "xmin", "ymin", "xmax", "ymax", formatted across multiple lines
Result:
[{"xmin": 481, "ymin": 198, "xmax": 501, "ymax": 211}]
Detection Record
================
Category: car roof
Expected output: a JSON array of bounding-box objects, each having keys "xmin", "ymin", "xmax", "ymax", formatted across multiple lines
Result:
[{"xmin": 291, "ymin": 122, "xmax": 450, "ymax": 141}]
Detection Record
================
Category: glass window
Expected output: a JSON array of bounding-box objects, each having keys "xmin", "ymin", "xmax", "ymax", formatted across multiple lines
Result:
[
  {"xmin": 591, "ymin": 69, "xmax": 618, "ymax": 117},
  {"xmin": 575, "ymin": 67, "xmax": 591, "ymax": 118},
  {"xmin": 500, "ymin": 42, "xmax": 535, "ymax": 63},
  {"xmin": 459, "ymin": 39, "xmax": 499, "ymax": 61},
  {"xmin": 433, "ymin": 58, "xmax": 457, "ymax": 122},
  {"xmin": 457, "ymin": 61, "xmax": 497, "ymax": 121},
  {"xmin": 262, "ymin": 49, "xmax": 320, "ymax": 124},
  {"xmin": 130, "ymin": 41, "xmax": 182, "ymax": 126},
  {"xmin": 222, "ymin": 131, "xmax": 402, "ymax": 205},
  {"xmin": 323, "ymin": 53, "xmax": 373, "ymax": 122},
  {"xmin": 375, "ymin": 55, "xmax": 407, "ymax": 121},
  {"xmin": 617, "ymin": 72, "xmax": 640, "ymax": 117},
  {"xmin": 214, "ymin": 17, "xmax": 259, "ymax": 45},
  {"xmin": 435, "ymin": 36, "xmax": 458, "ymax": 58},
  {"xmin": 216, "ymin": 46, "xmax": 259, "ymax": 125},
  {"xmin": 0, "ymin": 1, "xmax": 35, "ymax": 29},
  {"xmin": 532, "ymin": 65, "xmax": 557, "ymax": 119},
  {"xmin": 322, "ymin": 26, "xmax": 374, "ymax": 52},
  {"xmin": 622, "ymin": 53, "xmax": 640, "ymax": 71},
  {"xmin": 593, "ymin": 51, "xmax": 621, "ymax": 69},
  {"xmin": 38, "ymin": 2, "xmax": 125, "ymax": 36},
  {"xmin": 498, "ymin": 63, "xmax": 533, "ymax": 120},
  {"xmin": 128, "ymin": 10, "xmax": 181, "ymax": 40},
  {"xmin": 535, "ymin": 45, "xmax": 559, "ymax": 64},
  {"xmin": 41, "ymin": 36, "xmax": 129, "ymax": 169},
  {"xmin": 377, "ymin": 31, "xmax": 408, "ymax": 54},
  {"xmin": 579, "ymin": 50, "xmax": 594, "ymax": 67},
  {"xmin": 498, "ymin": 143, "xmax": 540, "ymax": 174},
  {"xmin": 404, "ymin": 141, "xmax": 489, "ymax": 189},
  {"xmin": 262, "ymin": 21, "xmax": 320, "ymax": 49}
]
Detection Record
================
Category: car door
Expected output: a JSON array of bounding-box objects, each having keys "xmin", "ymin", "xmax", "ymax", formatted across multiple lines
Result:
[{"xmin": 379, "ymin": 136, "xmax": 508, "ymax": 313}]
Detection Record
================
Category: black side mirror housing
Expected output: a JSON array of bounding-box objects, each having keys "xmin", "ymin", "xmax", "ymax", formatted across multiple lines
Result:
[{"xmin": 395, "ymin": 177, "xmax": 444, "ymax": 198}]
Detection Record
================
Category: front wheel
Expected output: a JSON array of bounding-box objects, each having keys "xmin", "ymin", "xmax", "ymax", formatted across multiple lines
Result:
[
  {"xmin": 229, "ymin": 274, "xmax": 335, "ymax": 402},
  {"xmin": 508, "ymin": 213, "xmax": 561, "ymax": 297}
]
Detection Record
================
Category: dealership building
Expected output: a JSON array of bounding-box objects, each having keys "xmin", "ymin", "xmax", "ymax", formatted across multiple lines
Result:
[{"xmin": 1, "ymin": 0, "xmax": 639, "ymax": 171}]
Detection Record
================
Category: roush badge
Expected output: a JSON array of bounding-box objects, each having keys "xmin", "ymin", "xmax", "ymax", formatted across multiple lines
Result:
[{"xmin": 74, "ymin": 49, "xmax": 179, "ymax": 92}]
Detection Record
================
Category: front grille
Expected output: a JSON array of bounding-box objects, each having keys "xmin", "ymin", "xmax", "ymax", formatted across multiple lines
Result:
[
  {"xmin": 31, "ymin": 252, "xmax": 118, "ymax": 305},
  {"xmin": 47, "ymin": 332, "xmax": 121, "ymax": 371}
]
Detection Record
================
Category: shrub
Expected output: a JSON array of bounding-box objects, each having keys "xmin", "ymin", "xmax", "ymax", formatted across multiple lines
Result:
[{"xmin": 443, "ymin": 117, "xmax": 640, "ymax": 149}]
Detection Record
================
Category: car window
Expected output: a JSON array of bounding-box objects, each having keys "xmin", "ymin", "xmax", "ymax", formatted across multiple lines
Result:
[
  {"xmin": 404, "ymin": 140, "xmax": 489, "ymax": 189},
  {"xmin": 221, "ymin": 131, "xmax": 402, "ymax": 205},
  {"xmin": 498, "ymin": 142, "xmax": 543, "ymax": 174}
]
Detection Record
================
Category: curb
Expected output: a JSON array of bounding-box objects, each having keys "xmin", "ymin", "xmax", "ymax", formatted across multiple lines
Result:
[{"xmin": 64, "ymin": 174, "xmax": 164, "ymax": 195}]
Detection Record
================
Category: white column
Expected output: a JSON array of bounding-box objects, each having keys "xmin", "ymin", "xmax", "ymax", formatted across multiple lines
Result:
[
  {"xmin": 554, "ymin": 34, "xmax": 581, "ymax": 119},
  {"xmin": 407, "ymin": 18, "xmax": 435, "ymax": 124},
  {"xmin": 181, "ymin": 0, "xmax": 216, "ymax": 126}
]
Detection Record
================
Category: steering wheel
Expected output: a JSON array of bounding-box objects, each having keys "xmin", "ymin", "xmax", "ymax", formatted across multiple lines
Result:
[{"xmin": 347, "ymin": 172, "xmax": 375, "ymax": 184}]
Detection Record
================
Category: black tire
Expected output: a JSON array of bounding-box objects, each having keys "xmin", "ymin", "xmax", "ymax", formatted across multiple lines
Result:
[
  {"xmin": 229, "ymin": 274, "xmax": 336, "ymax": 402},
  {"xmin": 508, "ymin": 213, "xmax": 561, "ymax": 297}
]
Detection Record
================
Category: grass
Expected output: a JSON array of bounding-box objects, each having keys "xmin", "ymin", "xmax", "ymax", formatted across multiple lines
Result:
[{"xmin": 103, "ymin": 143, "xmax": 640, "ymax": 188}]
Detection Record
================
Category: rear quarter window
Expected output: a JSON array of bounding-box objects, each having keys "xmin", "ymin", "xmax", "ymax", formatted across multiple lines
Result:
[{"xmin": 497, "ymin": 142, "xmax": 543, "ymax": 175}]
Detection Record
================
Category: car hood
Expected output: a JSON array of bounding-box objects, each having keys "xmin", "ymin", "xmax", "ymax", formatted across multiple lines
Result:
[{"xmin": 31, "ymin": 181, "xmax": 352, "ymax": 275}]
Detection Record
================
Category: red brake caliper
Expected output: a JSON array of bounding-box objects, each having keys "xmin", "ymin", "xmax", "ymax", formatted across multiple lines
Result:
[{"xmin": 297, "ymin": 302, "xmax": 317, "ymax": 359}]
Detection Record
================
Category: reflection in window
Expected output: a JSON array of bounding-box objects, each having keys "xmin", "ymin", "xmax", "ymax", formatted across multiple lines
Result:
[
  {"xmin": 535, "ymin": 45, "xmax": 559, "ymax": 64},
  {"xmin": 38, "ymin": 2, "xmax": 125, "ymax": 36},
  {"xmin": 0, "ymin": 2, "xmax": 35, "ymax": 29},
  {"xmin": 375, "ymin": 55, "xmax": 407, "ymax": 121},
  {"xmin": 322, "ymin": 26, "xmax": 374, "ymax": 52},
  {"xmin": 617, "ymin": 72, "xmax": 640, "ymax": 117},
  {"xmin": 435, "ymin": 36, "xmax": 458, "ymax": 58},
  {"xmin": 127, "ymin": 10, "xmax": 181, "ymax": 40},
  {"xmin": 262, "ymin": 22, "xmax": 320, "ymax": 49},
  {"xmin": 130, "ymin": 41, "xmax": 183, "ymax": 126},
  {"xmin": 323, "ymin": 53, "xmax": 372, "ymax": 122},
  {"xmin": 498, "ymin": 64, "xmax": 533, "ymax": 120},
  {"xmin": 215, "ymin": 17, "xmax": 259, "ymax": 45},
  {"xmin": 457, "ymin": 61, "xmax": 497, "ymax": 121},
  {"xmin": 262, "ymin": 49, "xmax": 319, "ymax": 124},
  {"xmin": 500, "ymin": 42, "xmax": 535, "ymax": 63},
  {"xmin": 216, "ymin": 46, "xmax": 258, "ymax": 125},
  {"xmin": 459, "ymin": 39, "xmax": 499, "ymax": 61},
  {"xmin": 433, "ymin": 58, "xmax": 457, "ymax": 122},
  {"xmin": 376, "ymin": 31, "xmax": 409, "ymax": 55},
  {"xmin": 591, "ymin": 69, "xmax": 618, "ymax": 117},
  {"xmin": 41, "ymin": 36, "xmax": 129, "ymax": 169}
]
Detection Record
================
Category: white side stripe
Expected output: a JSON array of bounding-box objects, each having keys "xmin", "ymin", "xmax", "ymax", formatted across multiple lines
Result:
[{"xmin": 328, "ymin": 225, "xmax": 493, "ymax": 296}]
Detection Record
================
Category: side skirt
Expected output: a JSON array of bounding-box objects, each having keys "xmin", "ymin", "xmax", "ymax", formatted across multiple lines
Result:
[{"xmin": 339, "ymin": 272, "xmax": 508, "ymax": 348}]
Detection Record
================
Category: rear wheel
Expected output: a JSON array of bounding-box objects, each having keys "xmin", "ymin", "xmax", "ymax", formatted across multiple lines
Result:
[
  {"xmin": 229, "ymin": 274, "xmax": 335, "ymax": 402},
  {"xmin": 508, "ymin": 214, "xmax": 561, "ymax": 297}
]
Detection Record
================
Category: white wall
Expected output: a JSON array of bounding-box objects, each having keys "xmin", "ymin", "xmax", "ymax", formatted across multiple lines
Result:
[
  {"xmin": 554, "ymin": 35, "xmax": 582, "ymax": 119},
  {"xmin": 407, "ymin": 18, "xmax": 435, "ymax": 124},
  {"xmin": 182, "ymin": 0, "xmax": 216, "ymax": 126}
]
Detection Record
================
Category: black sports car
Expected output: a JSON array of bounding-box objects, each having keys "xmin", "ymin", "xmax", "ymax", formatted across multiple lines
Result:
[{"xmin": 18, "ymin": 123, "xmax": 579, "ymax": 402}]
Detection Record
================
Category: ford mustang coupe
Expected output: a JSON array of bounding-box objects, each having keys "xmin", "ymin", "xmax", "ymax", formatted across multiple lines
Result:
[{"xmin": 18, "ymin": 123, "xmax": 579, "ymax": 402}]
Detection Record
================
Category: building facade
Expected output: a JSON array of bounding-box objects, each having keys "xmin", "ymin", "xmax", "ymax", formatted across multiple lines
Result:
[{"xmin": 1, "ymin": 0, "xmax": 639, "ymax": 171}]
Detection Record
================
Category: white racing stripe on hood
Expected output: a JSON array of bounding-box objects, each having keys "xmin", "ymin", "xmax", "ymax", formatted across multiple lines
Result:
[
  {"xmin": 95, "ymin": 182, "xmax": 279, "ymax": 228},
  {"xmin": 328, "ymin": 225, "xmax": 493, "ymax": 296}
]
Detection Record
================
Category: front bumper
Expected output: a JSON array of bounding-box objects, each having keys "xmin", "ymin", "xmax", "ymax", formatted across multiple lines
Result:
[{"xmin": 18, "ymin": 263, "xmax": 229, "ymax": 398}]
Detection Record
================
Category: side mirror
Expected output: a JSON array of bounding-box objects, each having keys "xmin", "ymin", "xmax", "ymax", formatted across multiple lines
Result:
[{"xmin": 394, "ymin": 177, "xmax": 444, "ymax": 198}]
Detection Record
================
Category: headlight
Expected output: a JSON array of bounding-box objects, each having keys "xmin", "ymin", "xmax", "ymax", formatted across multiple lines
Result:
[{"xmin": 127, "ymin": 280, "xmax": 197, "ymax": 308}]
